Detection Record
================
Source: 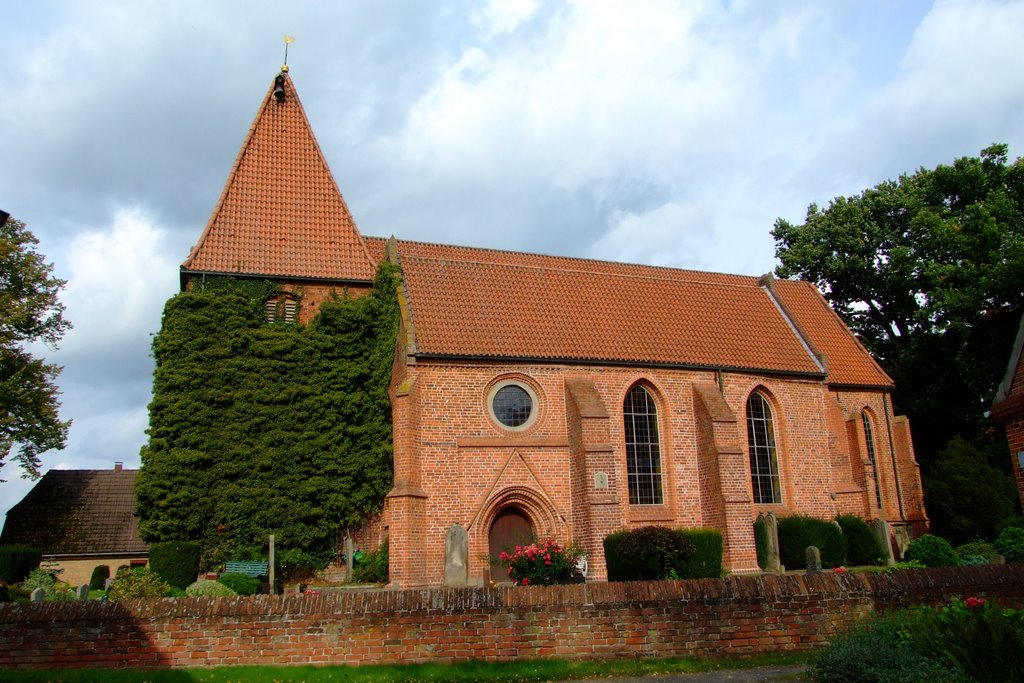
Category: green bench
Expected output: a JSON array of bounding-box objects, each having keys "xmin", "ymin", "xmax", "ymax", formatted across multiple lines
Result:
[{"xmin": 225, "ymin": 561, "xmax": 269, "ymax": 578}]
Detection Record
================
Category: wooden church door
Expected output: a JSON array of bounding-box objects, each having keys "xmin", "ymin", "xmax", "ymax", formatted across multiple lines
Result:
[{"xmin": 488, "ymin": 507, "xmax": 533, "ymax": 580}]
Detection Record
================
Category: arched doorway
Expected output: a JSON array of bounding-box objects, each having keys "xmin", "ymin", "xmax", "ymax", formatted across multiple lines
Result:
[{"xmin": 488, "ymin": 506, "xmax": 534, "ymax": 579}]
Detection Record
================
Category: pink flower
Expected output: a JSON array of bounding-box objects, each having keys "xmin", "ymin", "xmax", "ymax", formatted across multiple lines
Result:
[
  {"xmin": 499, "ymin": 552, "xmax": 509, "ymax": 561},
  {"xmin": 507, "ymin": 566, "xmax": 513, "ymax": 575},
  {"xmin": 834, "ymin": 566, "xmax": 848, "ymax": 574},
  {"xmin": 965, "ymin": 596, "xmax": 986, "ymax": 609},
  {"xmin": 521, "ymin": 577, "xmax": 530, "ymax": 586}
]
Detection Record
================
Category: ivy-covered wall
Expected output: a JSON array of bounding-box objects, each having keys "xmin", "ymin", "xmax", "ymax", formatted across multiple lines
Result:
[{"xmin": 136, "ymin": 265, "xmax": 400, "ymax": 569}]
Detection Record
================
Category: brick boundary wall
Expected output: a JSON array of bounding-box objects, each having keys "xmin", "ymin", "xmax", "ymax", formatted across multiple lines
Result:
[{"xmin": 1, "ymin": 565, "xmax": 1022, "ymax": 670}]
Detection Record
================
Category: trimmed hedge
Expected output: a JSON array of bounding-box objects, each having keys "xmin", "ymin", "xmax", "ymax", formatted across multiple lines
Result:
[
  {"xmin": 777, "ymin": 515, "xmax": 847, "ymax": 569},
  {"xmin": 904, "ymin": 534, "xmax": 958, "ymax": 567},
  {"xmin": 995, "ymin": 526, "xmax": 1024, "ymax": 563},
  {"xmin": 674, "ymin": 529, "xmax": 723, "ymax": 578},
  {"xmin": 0, "ymin": 545, "xmax": 42, "ymax": 584},
  {"xmin": 217, "ymin": 572, "xmax": 260, "ymax": 596},
  {"xmin": 836, "ymin": 514, "xmax": 885, "ymax": 566},
  {"xmin": 89, "ymin": 564, "xmax": 111, "ymax": 591},
  {"xmin": 603, "ymin": 526, "xmax": 697, "ymax": 581},
  {"xmin": 149, "ymin": 541, "xmax": 201, "ymax": 590}
]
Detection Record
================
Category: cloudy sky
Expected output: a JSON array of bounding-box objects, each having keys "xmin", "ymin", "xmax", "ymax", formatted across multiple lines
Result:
[{"xmin": 2, "ymin": 0, "xmax": 1024, "ymax": 523}]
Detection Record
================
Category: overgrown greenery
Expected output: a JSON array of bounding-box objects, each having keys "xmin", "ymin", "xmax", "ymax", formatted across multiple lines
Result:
[
  {"xmin": 0, "ymin": 544, "xmax": 41, "ymax": 583},
  {"xmin": 136, "ymin": 264, "xmax": 401, "ymax": 569},
  {"xmin": 815, "ymin": 598, "xmax": 1024, "ymax": 682},
  {"xmin": 149, "ymin": 541, "xmax": 201, "ymax": 590},
  {"xmin": 351, "ymin": 539, "xmax": 389, "ymax": 584},
  {"xmin": 773, "ymin": 145, "xmax": 1024, "ymax": 537},
  {"xmin": 0, "ymin": 216, "xmax": 71, "ymax": 479}
]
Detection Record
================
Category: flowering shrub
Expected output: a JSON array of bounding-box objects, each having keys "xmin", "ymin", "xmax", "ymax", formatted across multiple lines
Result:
[
  {"xmin": 497, "ymin": 539, "xmax": 582, "ymax": 586},
  {"xmin": 833, "ymin": 566, "xmax": 848, "ymax": 574}
]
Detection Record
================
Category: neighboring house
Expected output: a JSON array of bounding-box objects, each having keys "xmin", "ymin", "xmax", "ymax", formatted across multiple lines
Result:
[
  {"xmin": 178, "ymin": 69, "xmax": 929, "ymax": 587},
  {"xmin": 0, "ymin": 464, "xmax": 148, "ymax": 586},
  {"xmin": 992, "ymin": 313, "xmax": 1024, "ymax": 510}
]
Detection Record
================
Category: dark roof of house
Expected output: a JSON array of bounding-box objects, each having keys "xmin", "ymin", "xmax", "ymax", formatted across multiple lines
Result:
[
  {"xmin": 0, "ymin": 468, "xmax": 148, "ymax": 556},
  {"xmin": 994, "ymin": 311, "xmax": 1024, "ymax": 408}
]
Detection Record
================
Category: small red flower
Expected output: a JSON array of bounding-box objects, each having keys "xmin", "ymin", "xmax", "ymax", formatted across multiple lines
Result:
[
  {"xmin": 965, "ymin": 596, "xmax": 986, "ymax": 609},
  {"xmin": 521, "ymin": 577, "xmax": 530, "ymax": 586},
  {"xmin": 834, "ymin": 566, "xmax": 848, "ymax": 574}
]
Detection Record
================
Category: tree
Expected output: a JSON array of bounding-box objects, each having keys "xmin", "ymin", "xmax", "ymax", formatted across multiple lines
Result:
[
  {"xmin": 0, "ymin": 215, "xmax": 70, "ymax": 479},
  {"xmin": 773, "ymin": 144, "xmax": 1024, "ymax": 467}
]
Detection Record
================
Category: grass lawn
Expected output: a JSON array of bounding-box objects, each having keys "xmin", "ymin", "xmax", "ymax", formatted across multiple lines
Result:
[{"xmin": 0, "ymin": 651, "xmax": 813, "ymax": 682}]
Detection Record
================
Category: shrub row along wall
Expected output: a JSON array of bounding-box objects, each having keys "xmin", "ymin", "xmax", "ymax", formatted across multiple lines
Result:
[{"xmin": 1, "ymin": 565, "xmax": 1023, "ymax": 670}]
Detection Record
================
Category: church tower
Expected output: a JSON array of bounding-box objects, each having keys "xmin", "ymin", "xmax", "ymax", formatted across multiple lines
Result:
[{"xmin": 181, "ymin": 68, "xmax": 377, "ymax": 322}]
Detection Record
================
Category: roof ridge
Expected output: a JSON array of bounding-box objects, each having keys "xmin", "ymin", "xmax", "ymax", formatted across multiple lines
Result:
[{"xmin": 400, "ymin": 252, "xmax": 763, "ymax": 290}]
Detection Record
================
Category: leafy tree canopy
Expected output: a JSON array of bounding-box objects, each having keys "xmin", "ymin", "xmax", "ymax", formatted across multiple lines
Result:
[
  {"xmin": 136, "ymin": 264, "xmax": 400, "ymax": 568},
  {"xmin": 773, "ymin": 144, "xmax": 1024, "ymax": 466},
  {"xmin": 0, "ymin": 215, "xmax": 71, "ymax": 479}
]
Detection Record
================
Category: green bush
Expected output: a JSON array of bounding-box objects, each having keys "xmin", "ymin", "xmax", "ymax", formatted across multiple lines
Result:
[
  {"xmin": 960, "ymin": 555, "xmax": 988, "ymax": 566},
  {"xmin": 1, "ymin": 585, "xmax": 31, "ymax": 602},
  {"xmin": 753, "ymin": 516, "xmax": 769, "ymax": 570},
  {"xmin": 777, "ymin": 515, "xmax": 847, "ymax": 569},
  {"xmin": 107, "ymin": 567, "xmax": 170, "ymax": 600},
  {"xmin": 904, "ymin": 534, "xmax": 958, "ymax": 568},
  {"xmin": 351, "ymin": 540, "xmax": 389, "ymax": 584},
  {"xmin": 995, "ymin": 526, "xmax": 1024, "ymax": 563},
  {"xmin": 89, "ymin": 564, "xmax": 111, "ymax": 590},
  {"xmin": 149, "ymin": 541, "xmax": 201, "ymax": 590},
  {"xmin": 814, "ymin": 613, "xmax": 956, "ymax": 682},
  {"xmin": 185, "ymin": 579, "xmax": 237, "ymax": 597},
  {"xmin": 0, "ymin": 545, "xmax": 42, "ymax": 584},
  {"xmin": 603, "ymin": 530, "xmax": 630, "ymax": 581},
  {"xmin": 274, "ymin": 547, "xmax": 330, "ymax": 583},
  {"xmin": 836, "ymin": 515, "xmax": 884, "ymax": 566},
  {"xmin": 998, "ymin": 515, "xmax": 1024, "ymax": 533},
  {"xmin": 674, "ymin": 529, "xmax": 723, "ymax": 578},
  {"xmin": 45, "ymin": 589, "xmax": 77, "ymax": 602},
  {"xmin": 218, "ymin": 572, "xmax": 260, "ymax": 596},
  {"xmin": 20, "ymin": 568, "xmax": 58, "ymax": 593},
  {"xmin": 955, "ymin": 540, "xmax": 996, "ymax": 560},
  {"xmin": 604, "ymin": 526, "xmax": 696, "ymax": 581}
]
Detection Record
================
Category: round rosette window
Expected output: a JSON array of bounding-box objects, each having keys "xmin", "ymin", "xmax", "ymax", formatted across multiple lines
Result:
[{"xmin": 487, "ymin": 379, "xmax": 539, "ymax": 432}]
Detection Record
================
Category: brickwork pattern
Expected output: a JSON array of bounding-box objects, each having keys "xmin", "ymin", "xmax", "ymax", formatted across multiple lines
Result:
[
  {"xmin": 1, "ymin": 565, "xmax": 1021, "ymax": 670},
  {"xmin": 387, "ymin": 361, "xmax": 929, "ymax": 586}
]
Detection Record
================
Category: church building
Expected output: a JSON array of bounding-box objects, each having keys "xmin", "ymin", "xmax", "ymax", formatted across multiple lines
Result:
[{"xmin": 180, "ymin": 69, "xmax": 928, "ymax": 587}]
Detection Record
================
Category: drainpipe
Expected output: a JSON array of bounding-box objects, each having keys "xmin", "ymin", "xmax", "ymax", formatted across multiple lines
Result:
[{"xmin": 882, "ymin": 391, "xmax": 906, "ymax": 521}]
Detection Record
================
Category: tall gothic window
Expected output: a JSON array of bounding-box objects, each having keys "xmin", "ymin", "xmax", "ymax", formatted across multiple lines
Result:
[
  {"xmin": 746, "ymin": 391, "xmax": 781, "ymax": 504},
  {"xmin": 624, "ymin": 385, "xmax": 663, "ymax": 505},
  {"xmin": 862, "ymin": 411, "xmax": 883, "ymax": 508}
]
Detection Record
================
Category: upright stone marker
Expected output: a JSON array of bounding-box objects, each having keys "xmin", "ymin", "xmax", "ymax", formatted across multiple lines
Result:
[
  {"xmin": 871, "ymin": 518, "xmax": 896, "ymax": 566},
  {"xmin": 77, "ymin": 584, "xmax": 90, "ymax": 601},
  {"xmin": 30, "ymin": 588, "xmax": 45, "ymax": 602},
  {"xmin": 806, "ymin": 546, "xmax": 822, "ymax": 576},
  {"xmin": 268, "ymin": 534, "xmax": 276, "ymax": 595},
  {"xmin": 759, "ymin": 512, "xmax": 784, "ymax": 574},
  {"xmin": 444, "ymin": 523, "xmax": 469, "ymax": 587}
]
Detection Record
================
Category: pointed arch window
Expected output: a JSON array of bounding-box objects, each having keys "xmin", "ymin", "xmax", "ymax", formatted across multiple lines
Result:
[
  {"xmin": 624, "ymin": 384, "xmax": 663, "ymax": 505},
  {"xmin": 862, "ymin": 411, "xmax": 883, "ymax": 508},
  {"xmin": 746, "ymin": 391, "xmax": 781, "ymax": 504}
]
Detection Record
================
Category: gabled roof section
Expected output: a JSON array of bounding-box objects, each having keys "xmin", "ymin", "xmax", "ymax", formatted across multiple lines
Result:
[
  {"xmin": 391, "ymin": 240, "xmax": 826, "ymax": 376},
  {"xmin": 771, "ymin": 279, "xmax": 894, "ymax": 387},
  {"xmin": 993, "ymin": 311, "xmax": 1024, "ymax": 407},
  {"xmin": 182, "ymin": 71, "xmax": 375, "ymax": 284},
  {"xmin": 0, "ymin": 468, "xmax": 148, "ymax": 556}
]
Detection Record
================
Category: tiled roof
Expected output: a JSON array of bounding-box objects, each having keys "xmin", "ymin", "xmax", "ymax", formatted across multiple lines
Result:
[
  {"xmin": 773, "ymin": 280, "xmax": 893, "ymax": 387},
  {"xmin": 182, "ymin": 72, "xmax": 375, "ymax": 282},
  {"xmin": 0, "ymin": 469, "xmax": 147, "ymax": 556},
  {"xmin": 373, "ymin": 238, "xmax": 891, "ymax": 386}
]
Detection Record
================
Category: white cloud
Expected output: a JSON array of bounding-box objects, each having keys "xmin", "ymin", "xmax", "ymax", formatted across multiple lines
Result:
[{"xmin": 591, "ymin": 201, "xmax": 717, "ymax": 269}]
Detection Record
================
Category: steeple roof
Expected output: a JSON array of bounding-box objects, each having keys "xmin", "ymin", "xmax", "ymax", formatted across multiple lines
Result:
[{"xmin": 182, "ymin": 71, "xmax": 375, "ymax": 284}]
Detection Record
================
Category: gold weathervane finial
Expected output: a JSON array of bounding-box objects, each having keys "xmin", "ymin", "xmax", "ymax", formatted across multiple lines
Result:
[{"xmin": 282, "ymin": 35, "xmax": 295, "ymax": 72}]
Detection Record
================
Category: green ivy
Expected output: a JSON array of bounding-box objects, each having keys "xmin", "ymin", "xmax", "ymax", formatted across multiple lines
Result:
[{"xmin": 136, "ymin": 264, "xmax": 401, "ymax": 569}]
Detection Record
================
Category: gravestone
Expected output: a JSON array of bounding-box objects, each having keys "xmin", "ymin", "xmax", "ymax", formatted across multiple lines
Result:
[
  {"xmin": 77, "ymin": 584, "xmax": 90, "ymax": 600},
  {"xmin": 870, "ymin": 518, "xmax": 896, "ymax": 566},
  {"xmin": 806, "ymin": 546, "xmax": 822, "ymax": 576},
  {"xmin": 30, "ymin": 588, "xmax": 45, "ymax": 602},
  {"xmin": 758, "ymin": 512, "xmax": 784, "ymax": 573},
  {"xmin": 444, "ymin": 523, "xmax": 469, "ymax": 587}
]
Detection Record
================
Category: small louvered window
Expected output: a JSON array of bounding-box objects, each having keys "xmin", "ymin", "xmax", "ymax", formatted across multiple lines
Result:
[
  {"xmin": 624, "ymin": 384, "xmax": 663, "ymax": 505},
  {"xmin": 265, "ymin": 295, "xmax": 298, "ymax": 323},
  {"xmin": 747, "ymin": 391, "xmax": 782, "ymax": 504}
]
